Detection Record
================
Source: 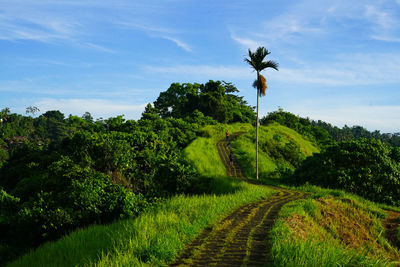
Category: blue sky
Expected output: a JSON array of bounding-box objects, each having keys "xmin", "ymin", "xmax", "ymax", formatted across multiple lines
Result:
[{"xmin": 1, "ymin": 0, "xmax": 400, "ymax": 132}]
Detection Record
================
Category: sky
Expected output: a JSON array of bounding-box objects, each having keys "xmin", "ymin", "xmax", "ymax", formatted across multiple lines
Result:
[{"xmin": 1, "ymin": 0, "xmax": 400, "ymax": 132}]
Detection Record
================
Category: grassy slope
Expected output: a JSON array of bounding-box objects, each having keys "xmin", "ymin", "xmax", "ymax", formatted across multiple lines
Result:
[
  {"xmin": 232, "ymin": 122, "xmax": 319, "ymax": 180},
  {"xmin": 9, "ymin": 123, "xmax": 273, "ymax": 267},
  {"xmin": 183, "ymin": 123, "xmax": 252, "ymax": 178},
  {"xmin": 270, "ymin": 185, "xmax": 400, "ymax": 266}
]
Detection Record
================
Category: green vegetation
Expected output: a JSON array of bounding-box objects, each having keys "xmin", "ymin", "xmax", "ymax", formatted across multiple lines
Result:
[
  {"xmin": 2, "ymin": 86, "xmax": 400, "ymax": 266},
  {"xmin": 262, "ymin": 108, "xmax": 400, "ymax": 147},
  {"xmin": 154, "ymin": 80, "xmax": 255, "ymax": 123},
  {"xmin": 7, "ymin": 121, "xmax": 275, "ymax": 266},
  {"xmin": 0, "ymin": 104, "xmax": 206, "ymax": 264},
  {"xmin": 398, "ymin": 227, "xmax": 400, "ymax": 243},
  {"xmin": 9, "ymin": 183, "xmax": 274, "ymax": 267},
  {"xmin": 261, "ymin": 108, "xmax": 333, "ymax": 147},
  {"xmin": 270, "ymin": 187, "xmax": 400, "ymax": 266},
  {"xmin": 184, "ymin": 123, "xmax": 252, "ymax": 179},
  {"xmin": 295, "ymin": 138, "xmax": 400, "ymax": 206},
  {"xmin": 231, "ymin": 122, "xmax": 319, "ymax": 181}
]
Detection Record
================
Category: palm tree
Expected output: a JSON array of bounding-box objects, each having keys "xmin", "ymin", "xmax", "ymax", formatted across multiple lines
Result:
[{"xmin": 244, "ymin": 47, "xmax": 278, "ymax": 179}]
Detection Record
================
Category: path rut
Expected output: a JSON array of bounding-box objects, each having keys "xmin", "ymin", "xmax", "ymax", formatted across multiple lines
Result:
[{"xmin": 171, "ymin": 133, "xmax": 305, "ymax": 266}]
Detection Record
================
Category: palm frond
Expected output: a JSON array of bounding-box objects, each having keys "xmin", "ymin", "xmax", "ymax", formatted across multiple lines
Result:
[
  {"xmin": 260, "ymin": 60, "xmax": 279, "ymax": 71},
  {"xmin": 244, "ymin": 58, "xmax": 256, "ymax": 70},
  {"xmin": 244, "ymin": 47, "xmax": 278, "ymax": 72}
]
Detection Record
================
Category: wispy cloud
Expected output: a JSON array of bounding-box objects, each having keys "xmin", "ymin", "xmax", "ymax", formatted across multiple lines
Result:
[
  {"xmin": 160, "ymin": 36, "xmax": 191, "ymax": 52},
  {"xmin": 0, "ymin": 9, "xmax": 80, "ymax": 42},
  {"xmin": 0, "ymin": 2, "xmax": 115, "ymax": 52},
  {"xmin": 230, "ymin": 1, "xmax": 326, "ymax": 49},
  {"xmin": 117, "ymin": 21, "xmax": 191, "ymax": 52},
  {"xmin": 364, "ymin": 4, "xmax": 400, "ymax": 43},
  {"xmin": 230, "ymin": 34, "xmax": 261, "ymax": 50},
  {"xmin": 275, "ymin": 52, "xmax": 400, "ymax": 86},
  {"xmin": 82, "ymin": 42, "xmax": 116, "ymax": 54}
]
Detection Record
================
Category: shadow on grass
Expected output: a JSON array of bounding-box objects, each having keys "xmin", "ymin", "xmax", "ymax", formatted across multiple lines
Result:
[{"xmin": 186, "ymin": 175, "xmax": 246, "ymax": 195}]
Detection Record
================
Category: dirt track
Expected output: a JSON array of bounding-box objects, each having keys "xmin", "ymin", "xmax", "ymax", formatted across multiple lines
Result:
[{"xmin": 171, "ymin": 133, "xmax": 305, "ymax": 266}]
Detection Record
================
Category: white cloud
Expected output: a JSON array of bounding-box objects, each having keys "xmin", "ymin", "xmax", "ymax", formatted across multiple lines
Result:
[
  {"xmin": 274, "ymin": 52, "xmax": 400, "ymax": 86},
  {"xmin": 230, "ymin": 34, "xmax": 262, "ymax": 50},
  {"xmin": 35, "ymin": 98, "xmax": 147, "ymax": 120},
  {"xmin": 365, "ymin": 5, "xmax": 392, "ymax": 30},
  {"xmin": 364, "ymin": 4, "xmax": 400, "ymax": 42},
  {"xmin": 370, "ymin": 35, "xmax": 400, "ymax": 43},
  {"xmin": 116, "ymin": 21, "xmax": 177, "ymax": 35},
  {"xmin": 0, "ymin": 2, "xmax": 115, "ymax": 52},
  {"xmin": 161, "ymin": 36, "xmax": 191, "ymax": 52},
  {"xmin": 82, "ymin": 42, "xmax": 116, "ymax": 54},
  {"xmin": 116, "ymin": 21, "xmax": 191, "ymax": 52}
]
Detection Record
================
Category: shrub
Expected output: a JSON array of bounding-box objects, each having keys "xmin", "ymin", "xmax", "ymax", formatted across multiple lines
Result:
[{"xmin": 295, "ymin": 138, "xmax": 400, "ymax": 205}]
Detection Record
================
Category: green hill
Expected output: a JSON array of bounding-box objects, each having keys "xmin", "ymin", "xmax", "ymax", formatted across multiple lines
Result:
[
  {"xmin": 232, "ymin": 122, "xmax": 319, "ymax": 181},
  {"xmin": 6, "ymin": 121, "xmax": 400, "ymax": 266}
]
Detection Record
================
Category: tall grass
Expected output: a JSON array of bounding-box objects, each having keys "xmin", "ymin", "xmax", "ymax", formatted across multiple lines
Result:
[
  {"xmin": 398, "ymin": 227, "xmax": 400, "ymax": 243},
  {"xmin": 9, "ymin": 182, "xmax": 274, "ymax": 267},
  {"xmin": 270, "ymin": 194, "xmax": 400, "ymax": 266}
]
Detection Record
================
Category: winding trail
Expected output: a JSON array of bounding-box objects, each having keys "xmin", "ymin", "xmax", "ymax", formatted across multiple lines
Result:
[{"xmin": 171, "ymin": 133, "xmax": 305, "ymax": 266}]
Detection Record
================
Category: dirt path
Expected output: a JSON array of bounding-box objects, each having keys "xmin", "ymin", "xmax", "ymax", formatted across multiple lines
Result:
[
  {"xmin": 171, "ymin": 133, "xmax": 305, "ymax": 266},
  {"xmin": 216, "ymin": 132, "xmax": 246, "ymax": 179}
]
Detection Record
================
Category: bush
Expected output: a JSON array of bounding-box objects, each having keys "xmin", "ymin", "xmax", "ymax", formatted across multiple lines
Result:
[{"xmin": 295, "ymin": 138, "xmax": 400, "ymax": 205}]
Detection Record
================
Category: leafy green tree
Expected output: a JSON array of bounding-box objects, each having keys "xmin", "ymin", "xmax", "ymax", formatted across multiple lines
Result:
[
  {"xmin": 25, "ymin": 106, "xmax": 40, "ymax": 116},
  {"xmin": 244, "ymin": 47, "xmax": 279, "ymax": 179},
  {"xmin": 82, "ymin": 111, "xmax": 94, "ymax": 123},
  {"xmin": 154, "ymin": 83, "xmax": 201, "ymax": 118},
  {"xmin": 154, "ymin": 81, "xmax": 255, "ymax": 123},
  {"xmin": 0, "ymin": 107, "xmax": 10, "ymax": 122}
]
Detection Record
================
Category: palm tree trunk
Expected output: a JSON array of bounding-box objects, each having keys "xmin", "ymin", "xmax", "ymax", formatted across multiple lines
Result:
[{"xmin": 256, "ymin": 72, "xmax": 259, "ymax": 180}]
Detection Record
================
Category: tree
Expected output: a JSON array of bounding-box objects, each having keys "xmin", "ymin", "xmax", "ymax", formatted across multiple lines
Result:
[
  {"xmin": 82, "ymin": 112, "xmax": 93, "ymax": 123},
  {"xmin": 25, "ymin": 106, "xmax": 40, "ymax": 116},
  {"xmin": 245, "ymin": 47, "xmax": 278, "ymax": 179},
  {"xmin": 0, "ymin": 107, "xmax": 10, "ymax": 125},
  {"xmin": 153, "ymin": 81, "xmax": 255, "ymax": 123}
]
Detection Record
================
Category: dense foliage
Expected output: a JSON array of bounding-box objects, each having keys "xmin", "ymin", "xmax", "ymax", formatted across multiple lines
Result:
[
  {"xmin": 0, "ymin": 105, "xmax": 210, "ymax": 264},
  {"xmin": 294, "ymin": 138, "xmax": 400, "ymax": 205},
  {"xmin": 154, "ymin": 80, "xmax": 256, "ymax": 123}
]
